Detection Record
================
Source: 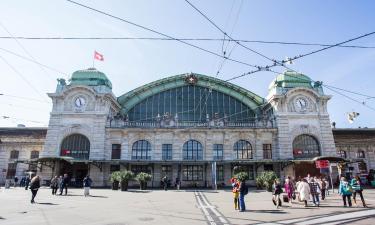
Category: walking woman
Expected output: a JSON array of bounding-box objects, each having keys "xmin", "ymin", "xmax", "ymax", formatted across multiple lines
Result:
[
  {"xmin": 50, "ymin": 176, "xmax": 59, "ymax": 195},
  {"xmin": 284, "ymin": 176, "xmax": 294, "ymax": 206},
  {"xmin": 351, "ymin": 176, "xmax": 367, "ymax": 207},
  {"xmin": 339, "ymin": 177, "xmax": 352, "ymax": 207},
  {"xmin": 297, "ymin": 178, "xmax": 310, "ymax": 207},
  {"xmin": 29, "ymin": 175, "xmax": 41, "ymax": 204},
  {"xmin": 273, "ymin": 179, "xmax": 283, "ymax": 208}
]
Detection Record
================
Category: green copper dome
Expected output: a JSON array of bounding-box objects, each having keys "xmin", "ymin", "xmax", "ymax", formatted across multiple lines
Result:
[
  {"xmin": 270, "ymin": 70, "xmax": 312, "ymax": 90},
  {"xmin": 69, "ymin": 68, "xmax": 112, "ymax": 89}
]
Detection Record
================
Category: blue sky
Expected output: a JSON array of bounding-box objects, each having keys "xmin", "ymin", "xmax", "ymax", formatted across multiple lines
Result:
[{"xmin": 0, "ymin": 0, "xmax": 374, "ymax": 127}]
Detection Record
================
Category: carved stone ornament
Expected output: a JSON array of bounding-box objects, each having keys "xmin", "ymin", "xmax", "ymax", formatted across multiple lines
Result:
[{"xmin": 184, "ymin": 73, "xmax": 198, "ymax": 85}]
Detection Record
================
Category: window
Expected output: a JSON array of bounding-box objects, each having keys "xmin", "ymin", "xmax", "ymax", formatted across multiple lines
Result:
[
  {"xmin": 161, "ymin": 165, "xmax": 172, "ymax": 178},
  {"xmin": 183, "ymin": 140, "xmax": 203, "ymax": 160},
  {"xmin": 337, "ymin": 150, "xmax": 347, "ymax": 158},
  {"xmin": 10, "ymin": 150, "xmax": 19, "ymax": 159},
  {"xmin": 110, "ymin": 165, "xmax": 120, "ymax": 174},
  {"xmin": 111, "ymin": 144, "xmax": 121, "ymax": 159},
  {"xmin": 263, "ymin": 144, "xmax": 272, "ymax": 159},
  {"xmin": 216, "ymin": 165, "xmax": 224, "ymax": 181},
  {"xmin": 162, "ymin": 144, "xmax": 172, "ymax": 160},
  {"xmin": 60, "ymin": 134, "xmax": 90, "ymax": 159},
  {"xmin": 6, "ymin": 163, "xmax": 17, "ymax": 179},
  {"xmin": 264, "ymin": 164, "xmax": 273, "ymax": 171},
  {"xmin": 182, "ymin": 165, "xmax": 203, "ymax": 181},
  {"xmin": 234, "ymin": 140, "xmax": 253, "ymax": 159},
  {"xmin": 232, "ymin": 165, "xmax": 254, "ymax": 180},
  {"xmin": 127, "ymin": 85, "xmax": 255, "ymax": 123},
  {"xmin": 30, "ymin": 151, "xmax": 39, "ymax": 159},
  {"xmin": 213, "ymin": 144, "xmax": 223, "ymax": 160},
  {"xmin": 131, "ymin": 165, "xmax": 150, "ymax": 175},
  {"xmin": 292, "ymin": 134, "xmax": 320, "ymax": 159},
  {"xmin": 356, "ymin": 150, "xmax": 365, "ymax": 159},
  {"xmin": 132, "ymin": 140, "xmax": 151, "ymax": 160}
]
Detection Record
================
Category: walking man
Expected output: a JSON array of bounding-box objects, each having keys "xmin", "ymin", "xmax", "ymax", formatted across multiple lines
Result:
[
  {"xmin": 309, "ymin": 178, "xmax": 320, "ymax": 207},
  {"xmin": 29, "ymin": 175, "xmax": 40, "ymax": 203},
  {"xmin": 239, "ymin": 179, "xmax": 248, "ymax": 212},
  {"xmin": 59, "ymin": 174, "xmax": 69, "ymax": 195},
  {"xmin": 50, "ymin": 176, "xmax": 59, "ymax": 195},
  {"xmin": 83, "ymin": 175, "xmax": 92, "ymax": 197}
]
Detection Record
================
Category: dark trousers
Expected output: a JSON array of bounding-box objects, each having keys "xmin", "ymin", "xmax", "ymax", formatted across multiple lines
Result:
[
  {"xmin": 31, "ymin": 189, "xmax": 38, "ymax": 203},
  {"xmin": 353, "ymin": 190, "xmax": 366, "ymax": 206},
  {"xmin": 239, "ymin": 193, "xmax": 246, "ymax": 211},
  {"xmin": 60, "ymin": 185, "xmax": 68, "ymax": 195},
  {"xmin": 312, "ymin": 194, "xmax": 320, "ymax": 205},
  {"xmin": 52, "ymin": 187, "xmax": 58, "ymax": 195},
  {"xmin": 342, "ymin": 195, "xmax": 352, "ymax": 207},
  {"xmin": 321, "ymin": 189, "xmax": 326, "ymax": 200}
]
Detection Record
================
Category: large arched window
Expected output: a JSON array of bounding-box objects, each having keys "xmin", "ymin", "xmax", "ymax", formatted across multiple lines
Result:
[
  {"xmin": 183, "ymin": 140, "xmax": 203, "ymax": 160},
  {"xmin": 132, "ymin": 140, "xmax": 151, "ymax": 160},
  {"xmin": 293, "ymin": 134, "xmax": 320, "ymax": 159},
  {"xmin": 234, "ymin": 140, "xmax": 253, "ymax": 159},
  {"xmin": 127, "ymin": 85, "xmax": 255, "ymax": 123},
  {"xmin": 60, "ymin": 134, "xmax": 90, "ymax": 159}
]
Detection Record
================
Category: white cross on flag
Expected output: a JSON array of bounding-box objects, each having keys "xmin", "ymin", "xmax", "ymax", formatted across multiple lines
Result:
[{"xmin": 94, "ymin": 51, "xmax": 104, "ymax": 61}]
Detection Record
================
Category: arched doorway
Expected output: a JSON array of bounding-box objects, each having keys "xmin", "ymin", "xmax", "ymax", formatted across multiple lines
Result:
[
  {"xmin": 293, "ymin": 134, "xmax": 321, "ymax": 178},
  {"xmin": 59, "ymin": 134, "xmax": 90, "ymax": 187}
]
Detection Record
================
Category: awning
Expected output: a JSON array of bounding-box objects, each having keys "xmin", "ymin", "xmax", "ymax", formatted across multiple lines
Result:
[{"xmin": 312, "ymin": 156, "xmax": 348, "ymax": 163}]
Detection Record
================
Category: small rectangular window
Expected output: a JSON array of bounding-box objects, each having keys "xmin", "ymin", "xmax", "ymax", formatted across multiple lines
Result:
[
  {"xmin": 110, "ymin": 165, "xmax": 120, "ymax": 174},
  {"xmin": 111, "ymin": 144, "xmax": 121, "ymax": 160},
  {"xmin": 162, "ymin": 144, "xmax": 172, "ymax": 160},
  {"xmin": 6, "ymin": 163, "xmax": 17, "ymax": 179},
  {"xmin": 213, "ymin": 144, "xmax": 223, "ymax": 160},
  {"xmin": 10, "ymin": 151, "xmax": 19, "ymax": 159},
  {"xmin": 263, "ymin": 144, "xmax": 272, "ymax": 159}
]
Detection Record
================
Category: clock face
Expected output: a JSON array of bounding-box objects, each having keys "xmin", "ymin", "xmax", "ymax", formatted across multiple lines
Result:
[
  {"xmin": 294, "ymin": 97, "xmax": 308, "ymax": 112},
  {"xmin": 75, "ymin": 97, "xmax": 86, "ymax": 108}
]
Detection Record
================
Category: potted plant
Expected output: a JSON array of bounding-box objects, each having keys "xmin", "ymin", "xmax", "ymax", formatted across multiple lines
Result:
[
  {"xmin": 119, "ymin": 170, "xmax": 134, "ymax": 191},
  {"xmin": 235, "ymin": 172, "xmax": 249, "ymax": 182},
  {"xmin": 262, "ymin": 171, "xmax": 277, "ymax": 192},
  {"xmin": 255, "ymin": 174, "xmax": 265, "ymax": 190},
  {"xmin": 136, "ymin": 172, "xmax": 152, "ymax": 190},
  {"xmin": 110, "ymin": 171, "xmax": 121, "ymax": 190}
]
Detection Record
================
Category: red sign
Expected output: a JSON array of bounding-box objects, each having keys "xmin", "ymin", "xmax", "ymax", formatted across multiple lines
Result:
[
  {"xmin": 61, "ymin": 149, "xmax": 71, "ymax": 155},
  {"xmin": 315, "ymin": 160, "xmax": 330, "ymax": 168}
]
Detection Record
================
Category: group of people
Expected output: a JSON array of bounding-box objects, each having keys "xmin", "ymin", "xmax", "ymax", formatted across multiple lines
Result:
[
  {"xmin": 230, "ymin": 178, "xmax": 248, "ymax": 212},
  {"xmin": 49, "ymin": 174, "xmax": 71, "ymax": 196},
  {"xmin": 271, "ymin": 174, "xmax": 367, "ymax": 208},
  {"xmin": 10, "ymin": 176, "xmax": 31, "ymax": 189}
]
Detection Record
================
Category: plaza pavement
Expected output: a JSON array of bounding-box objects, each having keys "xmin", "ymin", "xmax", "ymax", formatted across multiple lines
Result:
[{"xmin": 0, "ymin": 187, "xmax": 374, "ymax": 225}]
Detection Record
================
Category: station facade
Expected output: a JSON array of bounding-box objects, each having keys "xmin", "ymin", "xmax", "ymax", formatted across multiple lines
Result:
[{"xmin": 1, "ymin": 68, "xmax": 351, "ymax": 187}]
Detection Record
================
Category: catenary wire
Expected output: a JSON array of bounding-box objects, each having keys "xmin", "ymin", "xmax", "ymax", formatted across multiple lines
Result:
[{"xmin": 66, "ymin": 0, "xmax": 261, "ymax": 69}]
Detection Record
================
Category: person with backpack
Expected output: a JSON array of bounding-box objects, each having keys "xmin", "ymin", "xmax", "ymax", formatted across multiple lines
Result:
[
  {"xmin": 239, "ymin": 179, "xmax": 248, "ymax": 212},
  {"xmin": 351, "ymin": 175, "xmax": 367, "ymax": 207},
  {"xmin": 339, "ymin": 177, "xmax": 352, "ymax": 207},
  {"xmin": 308, "ymin": 178, "xmax": 321, "ymax": 207},
  {"xmin": 273, "ymin": 179, "xmax": 283, "ymax": 209}
]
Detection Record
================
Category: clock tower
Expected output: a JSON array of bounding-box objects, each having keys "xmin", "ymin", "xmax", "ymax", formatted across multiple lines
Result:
[{"xmin": 267, "ymin": 70, "xmax": 336, "ymax": 178}]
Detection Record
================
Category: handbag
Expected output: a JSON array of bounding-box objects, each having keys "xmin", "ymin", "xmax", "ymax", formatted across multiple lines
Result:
[{"xmin": 292, "ymin": 192, "xmax": 296, "ymax": 200}]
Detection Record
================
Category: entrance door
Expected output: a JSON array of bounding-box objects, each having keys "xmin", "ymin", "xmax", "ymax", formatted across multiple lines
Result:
[
  {"xmin": 294, "ymin": 162, "xmax": 321, "ymax": 179},
  {"xmin": 59, "ymin": 161, "xmax": 88, "ymax": 187}
]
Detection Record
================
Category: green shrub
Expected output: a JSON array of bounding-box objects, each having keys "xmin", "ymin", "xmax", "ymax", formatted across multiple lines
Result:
[
  {"xmin": 255, "ymin": 171, "xmax": 278, "ymax": 191},
  {"xmin": 234, "ymin": 172, "xmax": 249, "ymax": 182},
  {"xmin": 136, "ymin": 172, "xmax": 152, "ymax": 190}
]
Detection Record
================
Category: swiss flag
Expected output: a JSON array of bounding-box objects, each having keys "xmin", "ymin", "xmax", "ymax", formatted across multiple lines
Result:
[{"xmin": 94, "ymin": 51, "xmax": 104, "ymax": 61}]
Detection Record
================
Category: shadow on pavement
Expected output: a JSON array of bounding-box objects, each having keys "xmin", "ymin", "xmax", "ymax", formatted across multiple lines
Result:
[
  {"xmin": 247, "ymin": 209, "xmax": 287, "ymax": 214},
  {"xmin": 37, "ymin": 202, "xmax": 59, "ymax": 205}
]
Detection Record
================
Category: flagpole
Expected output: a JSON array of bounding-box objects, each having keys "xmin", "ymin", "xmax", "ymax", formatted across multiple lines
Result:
[{"xmin": 92, "ymin": 51, "xmax": 95, "ymax": 68}]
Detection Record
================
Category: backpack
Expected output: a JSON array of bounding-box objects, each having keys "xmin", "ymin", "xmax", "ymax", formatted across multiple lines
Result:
[{"xmin": 243, "ymin": 184, "xmax": 249, "ymax": 195}]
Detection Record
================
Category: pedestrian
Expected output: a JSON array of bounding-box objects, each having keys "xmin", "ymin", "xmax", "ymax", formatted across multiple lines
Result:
[
  {"xmin": 29, "ymin": 175, "xmax": 41, "ymax": 204},
  {"xmin": 24, "ymin": 176, "xmax": 31, "ymax": 190},
  {"xmin": 339, "ymin": 177, "xmax": 352, "ymax": 207},
  {"xmin": 59, "ymin": 174, "xmax": 69, "ymax": 195},
  {"xmin": 14, "ymin": 176, "xmax": 19, "ymax": 187},
  {"xmin": 20, "ymin": 176, "xmax": 25, "ymax": 187},
  {"xmin": 175, "ymin": 177, "xmax": 181, "ymax": 190},
  {"xmin": 284, "ymin": 176, "xmax": 294, "ymax": 206},
  {"xmin": 351, "ymin": 175, "xmax": 367, "ymax": 207},
  {"xmin": 83, "ymin": 175, "xmax": 92, "ymax": 197},
  {"xmin": 321, "ymin": 178, "xmax": 327, "ymax": 200},
  {"xmin": 238, "ymin": 179, "xmax": 248, "ymax": 212},
  {"xmin": 50, "ymin": 176, "xmax": 59, "ymax": 195},
  {"xmin": 273, "ymin": 179, "xmax": 283, "ymax": 209},
  {"xmin": 308, "ymin": 178, "xmax": 320, "ymax": 207},
  {"xmin": 162, "ymin": 175, "xmax": 168, "ymax": 191},
  {"xmin": 297, "ymin": 178, "xmax": 310, "ymax": 207},
  {"xmin": 231, "ymin": 178, "xmax": 240, "ymax": 210}
]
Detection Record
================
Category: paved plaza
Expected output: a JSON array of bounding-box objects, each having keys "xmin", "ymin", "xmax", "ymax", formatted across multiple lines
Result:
[{"xmin": 1, "ymin": 187, "xmax": 374, "ymax": 225}]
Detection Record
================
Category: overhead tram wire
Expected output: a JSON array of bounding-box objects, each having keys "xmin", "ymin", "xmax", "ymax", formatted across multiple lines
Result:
[
  {"xmin": 0, "ymin": 93, "xmax": 51, "ymax": 104},
  {"xmin": 184, "ymin": 0, "xmax": 375, "ymax": 71},
  {"xmin": 0, "ymin": 22, "xmax": 56, "ymax": 83},
  {"xmin": 183, "ymin": 0, "xmax": 375, "ymax": 112},
  {"xmin": 0, "ymin": 47, "xmax": 69, "ymax": 78},
  {"xmin": 0, "ymin": 54, "xmax": 49, "ymax": 103},
  {"xmin": 1, "ymin": 36, "xmax": 374, "ymax": 49},
  {"xmin": 65, "ymin": 0, "xmax": 261, "ymax": 70}
]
